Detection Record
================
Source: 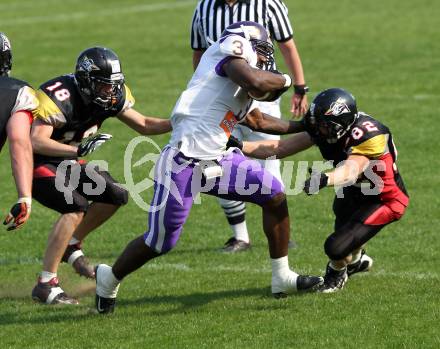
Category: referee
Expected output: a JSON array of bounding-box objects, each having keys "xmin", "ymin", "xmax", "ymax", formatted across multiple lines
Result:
[{"xmin": 190, "ymin": 0, "xmax": 308, "ymax": 252}]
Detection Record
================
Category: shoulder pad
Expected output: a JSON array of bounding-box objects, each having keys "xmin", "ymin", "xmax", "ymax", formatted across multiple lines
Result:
[{"xmin": 219, "ymin": 35, "xmax": 256, "ymax": 65}]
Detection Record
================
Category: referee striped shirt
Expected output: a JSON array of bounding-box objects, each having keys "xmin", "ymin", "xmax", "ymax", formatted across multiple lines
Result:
[{"xmin": 191, "ymin": 0, "xmax": 294, "ymax": 50}]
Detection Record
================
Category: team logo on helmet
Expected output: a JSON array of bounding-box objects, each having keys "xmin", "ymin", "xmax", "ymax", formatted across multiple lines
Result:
[
  {"xmin": 325, "ymin": 98, "xmax": 351, "ymax": 116},
  {"xmin": 1, "ymin": 34, "xmax": 10, "ymax": 52},
  {"xmin": 78, "ymin": 56, "xmax": 99, "ymax": 72}
]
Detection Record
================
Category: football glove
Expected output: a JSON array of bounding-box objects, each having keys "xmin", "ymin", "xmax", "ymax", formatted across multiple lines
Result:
[
  {"xmin": 303, "ymin": 168, "xmax": 329, "ymax": 195},
  {"xmin": 77, "ymin": 133, "xmax": 112, "ymax": 157},
  {"xmin": 226, "ymin": 135, "xmax": 243, "ymax": 150},
  {"xmin": 3, "ymin": 197, "xmax": 32, "ymax": 231}
]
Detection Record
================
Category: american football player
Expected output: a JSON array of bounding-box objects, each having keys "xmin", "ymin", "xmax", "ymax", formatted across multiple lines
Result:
[
  {"xmin": 30, "ymin": 47, "xmax": 171, "ymax": 305},
  {"xmin": 233, "ymin": 88, "xmax": 409, "ymax": 292},
  {"xmin": 0, "ymin": 32, "xmax": 38, "ymax": 231},
  {"xmin": 94, "ymin": 21, "xmax": 323, "ymax": 314}
]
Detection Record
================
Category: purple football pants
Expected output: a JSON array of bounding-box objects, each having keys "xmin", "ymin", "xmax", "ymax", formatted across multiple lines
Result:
[{"xmin": 143, "ymin": 146, "xmax": 284, "ymax": 253}]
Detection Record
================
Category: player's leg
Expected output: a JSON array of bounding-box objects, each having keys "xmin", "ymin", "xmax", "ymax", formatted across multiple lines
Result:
[
  {"xmin": 62, "ymin": 167, "xmax": 129, "ymax": 278},
  {"xmin": 217, "ymin": 125, "xmax": 251, "ymax": 252},
  {"xmin": 31, "ymin": 166, "xmax": 89, "ymax": 304},
  {"xmin": 207, "ymin": 150, "xmax": 323, "ymax": 297},
  {"xmin": 95, "ymin": 147, "xmax": 198, "ymax": 313}
]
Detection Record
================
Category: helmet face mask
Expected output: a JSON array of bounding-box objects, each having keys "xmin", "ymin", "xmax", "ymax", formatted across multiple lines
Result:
[
  {"xmin": 0, "ymin": 32, "xmax": 12, "ymax": 76},
  {"xmin": 75, "ymin": 47, "xmax": 124, "ymax": 109},
  {"xmin": 307, "ymin": 88, "xmax": 358, "ymax": 144}
]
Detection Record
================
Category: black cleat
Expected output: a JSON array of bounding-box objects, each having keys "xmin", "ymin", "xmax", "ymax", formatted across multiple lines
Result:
[
  {"xmin": 347, "ymin": 250, "xmax": 373, "ymax": 277},
  {"xmin": 296, "ymin": 275, "xmax": 325, "ymax": 292},
  {"xmin": 32, "ymin": 277, "xmax": 79, "ymax": 305},
  {"xmin": 95, "ymin": 294, "xmax": 116, "ymax": 314},
  {"xmin": 221, "ymin": 237, "xmax": 251, "ymax": 253},
  {"xmin": 318, "ymin": 263, "xmax": 348, "ymax": 293}
]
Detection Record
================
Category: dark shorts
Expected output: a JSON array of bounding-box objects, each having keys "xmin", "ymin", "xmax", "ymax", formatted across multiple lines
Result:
[
  {"xmin": 33, "ymin": 161, "xmax": 128, "ymax": 214},
  {"xmin": 324, "ymin": 185, "xmax": 409, "ymax": 260}
]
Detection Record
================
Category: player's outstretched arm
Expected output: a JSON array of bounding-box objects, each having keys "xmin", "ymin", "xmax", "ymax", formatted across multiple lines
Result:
[
  {"xmin": 118, "ymin": 108, "xmax": 172, "ymax": 135},
  {"xmin": 243, "ymin": 108, "xmax": 304, "ymax": 135},
  {"xmin": 241, "ymin": 132, "xmax": 314, "ymax": 160},
  {"xmin": 223, "ymin": 58, "xmax": 289, "ymax": 96}
]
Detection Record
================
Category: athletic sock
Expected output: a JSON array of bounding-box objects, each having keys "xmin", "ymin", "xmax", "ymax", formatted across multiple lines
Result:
[
  {"xmin": 231, "ymin": 221, "xmax": 249, "ymax": 243},
  {"xmin": 69, "ymin": 237, "xmax": 81, "ymax": 246},
  {"xmin": 40, "ymin": 271, "xmax": 57, "ymax": 283},
  {"xmin": 271, "ymin": 256, "xmax": 298, "ymax": 280},
  {"xmin": 350, "ymin": 250, "xmax": 362, "ymax": 265},
  {"xmin": 329, "ymin": 261, "xmax": 347, "ymax": 272}
]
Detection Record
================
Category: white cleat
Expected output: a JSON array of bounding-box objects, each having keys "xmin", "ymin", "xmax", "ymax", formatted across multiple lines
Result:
[{"xmin": 95, "ymin": 264, "xmax": 120, "ymax": 314}]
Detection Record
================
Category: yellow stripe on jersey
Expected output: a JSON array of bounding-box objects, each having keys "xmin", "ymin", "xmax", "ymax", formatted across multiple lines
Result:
[
  {"xmin": 350, "ymin": 134, "xmax": 387, "ymax": 158},
  {"xmin": 122, "ymin": 84, "xmax": 135, "ymax": 112},
  {"xmin": 33, "ymin": 89, "xmax": 66, "ymax": 127}
]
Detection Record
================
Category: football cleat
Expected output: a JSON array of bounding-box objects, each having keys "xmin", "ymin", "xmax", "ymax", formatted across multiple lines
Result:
[
  {"xmin": 31, "ymin": 277, "xmax": 79, "ymax": 305},
  {"xmin": 272, "ymin": 271, "xmax": 323, "ymax": 298},
  {"xmin": 347, "ymin": 250, "xmax": 373, "ymax": 277},
  {"xmin": 318, "ymin": 263, "xmax": 348, "ymax": 293},
  {"xmin": 221, "ymin": 237, "xmax": 251, "ymax": 253},
  {"xmin": 95, "ymin": 264, "xmax": 120, "ymax": 314},
  {"xmin": 61, "ymin": 243, "xmax": 95, "ymax": 279}
]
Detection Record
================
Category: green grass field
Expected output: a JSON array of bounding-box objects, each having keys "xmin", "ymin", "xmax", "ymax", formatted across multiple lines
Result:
[{"xmin": 1, "ymin": 0, "xmax": 439, "ymax": 348}]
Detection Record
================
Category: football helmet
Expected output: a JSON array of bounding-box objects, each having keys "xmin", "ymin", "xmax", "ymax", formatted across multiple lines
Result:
[
  {"xmin": 74, "ymin": 47, "xmax": 125, "ymax": 109},
  {"xmin": 0, "ymin": 32, "xmax": 12, "ymax": 76},
  {"xmin": 306, "ymin": 88, "xmax": 358, "ymax": 143},
  {"xmin": 221, "ymin": 21, "xmax": 274, "ymax": 70}
]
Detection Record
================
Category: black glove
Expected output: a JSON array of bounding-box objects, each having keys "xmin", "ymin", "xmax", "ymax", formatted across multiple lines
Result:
[
  {"xmin": 303, "ymin": 169, "xmax": 329, "ymax": 195},
  {"xmin": 226, "ymin": 135, "xmax": 243, "ymax": 150},
  {"xmin": 3, "ymin": 198, "xmax": 31, "ymax": 231},
  {"xmin": 77, "ymin": 133, "xmax": 112, "ymax": 157}
]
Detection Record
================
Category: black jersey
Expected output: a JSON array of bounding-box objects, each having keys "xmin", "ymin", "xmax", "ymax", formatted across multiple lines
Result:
[
  {"xmin": 305, "ymin": 112, "xmax": 408, "ymax": 203},
  {"xmin": 33, "ymin": 74, "xmax": 135, "ymax": 164},
  {"xmin": 0, "ymin": 76, "xmax": 38, "ymax": 151}
]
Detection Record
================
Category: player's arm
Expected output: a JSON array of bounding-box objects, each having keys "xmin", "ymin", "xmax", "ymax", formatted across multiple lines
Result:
[
  {"xmin": 243, "ymin": 108, "xmax": 304, "ymax": 135},
  {"xmin": 241, "ymin": 132, "xmax": 314, "ymax": 159},
  {"xmin": 31, "ymin": 119, "xmax": 78, "ymax": 157},
  {"xmin": 117, "ymin": 108, "xmax": 171, "ymax": 135},
  {"xmin": 223, "ymin": 58, "xmax": 290, "ymax": 96},
  {"xmin": 7, "ymin": 112, "xmax": 33, "ymax": 199},
  {"xmin": 326, "ymin": 155, "xmax": 370, "ymax": 186}
]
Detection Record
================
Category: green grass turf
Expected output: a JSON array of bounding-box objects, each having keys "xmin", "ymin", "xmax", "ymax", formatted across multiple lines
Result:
[{"xmin": 0, "ymin": 0, "xmax": 439, "ymax": 348}]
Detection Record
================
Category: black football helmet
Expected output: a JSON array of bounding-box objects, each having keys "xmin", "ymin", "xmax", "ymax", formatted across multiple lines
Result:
[
  {"xmin": 74, "ymin": 47, "xmax": 125, "ymax": 109},
  {"xmin": 306, "ymin": 88, "xmax": 358, "ymax": 143},
  {"xmin": 221, "ymin": 21, "xmax": 274, "ymax": 70},
  {"xmin": 0, "ymin": 32, "xmax": 12, "ymax": 76}
]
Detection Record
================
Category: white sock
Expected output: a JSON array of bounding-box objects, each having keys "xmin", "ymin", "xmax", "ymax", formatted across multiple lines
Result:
[
  {"xmin": 232, "ymin": 221, "xmax": 249, "ymax": 243},
  {"xmin": 69, "ymin": 237, "xmax": 81, "ymax": 245},
  {"xmin": 40, "ymin": 271, "xmax": 57, "ymax": 283},
  {"xmin": 271, "ymin": 256, "xmax": 297, "ymax": 280}
]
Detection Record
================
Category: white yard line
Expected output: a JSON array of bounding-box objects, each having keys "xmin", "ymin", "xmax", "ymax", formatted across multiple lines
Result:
[{"xmin": 1, "ymin": 0, "xmax": 195, "ymax": 26}]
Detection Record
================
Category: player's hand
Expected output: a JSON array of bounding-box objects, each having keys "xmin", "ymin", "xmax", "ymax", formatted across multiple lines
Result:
[
  {"xmin": 77, "ymin": 133, "xmax": 112, "ymax": 157},
  {"xmin": 303, "ymin": 168, "xmax": 328, "ymax": 195},
  {"xmin": 226, "ymin": 135, "xmax": 243, "ymax": 150},
  {"xmin": 291, "ymin": 93, "xmax": 308, "ymax": 118},
  {"xmin": 3, "ymin": 198, "xmax": 32, "ymax": 231}
]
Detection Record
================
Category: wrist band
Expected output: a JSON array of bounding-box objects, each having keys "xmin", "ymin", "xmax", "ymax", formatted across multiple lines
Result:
[{"xmin": 282, "ymin": 74, "xmax": 292, "ymax": 88}]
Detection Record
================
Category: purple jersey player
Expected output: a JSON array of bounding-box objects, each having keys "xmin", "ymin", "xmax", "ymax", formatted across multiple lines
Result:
[{"xmin": 95, "ymin": 21, "xmax": 323, "ymax": 314}]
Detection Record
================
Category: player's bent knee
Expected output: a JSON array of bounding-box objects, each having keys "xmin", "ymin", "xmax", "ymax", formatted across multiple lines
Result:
[
  {"xmin": 262, "ymin": 192, "xmax": 286, "ymax": 209},
  {"xmin": 108, "ymin": 184, "xmax": 129, "ymax": 206},
  {"xmin": 324, "ymin": 235, "xmax": 350, "ymax": 261}
]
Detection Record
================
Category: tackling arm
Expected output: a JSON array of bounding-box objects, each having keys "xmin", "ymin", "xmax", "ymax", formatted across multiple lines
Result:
[
  {"xmin": 117, "ymin": 108, "xmax": 172, "ymax": 135},
  {"xmin": 242, "ymin": 132, "xmax": 314, "ymax": 159},
  {"xmin": 243, "ymin": 108, "xmax": 304, "ymax": 135},
  {"xmin": 326, "ymin": 155, "xmax": 370, "ymax": 186}
]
